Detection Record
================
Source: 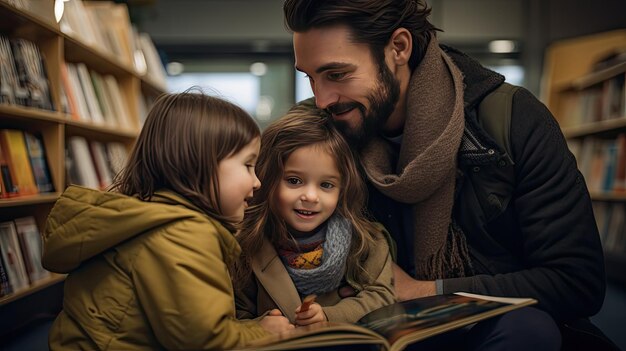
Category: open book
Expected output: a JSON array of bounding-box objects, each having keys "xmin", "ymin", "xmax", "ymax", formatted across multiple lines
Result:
[{"xmin": 233, "ymin": 292, "xmax": 537, "ymax": 351}]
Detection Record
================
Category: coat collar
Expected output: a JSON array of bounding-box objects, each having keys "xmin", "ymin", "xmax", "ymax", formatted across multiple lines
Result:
[
  {"xmin": 441, "ymin": 45, "xmax": 509, "ymax": 167},
  {"xmin": 251, "ymin": 238, "xmax": 302, "ymax": 322}
]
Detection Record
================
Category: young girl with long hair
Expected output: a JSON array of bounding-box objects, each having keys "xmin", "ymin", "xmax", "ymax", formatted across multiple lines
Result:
[
  {"xmin": 42, "ymin": 91, "xmax": 294, "ymax": 350},
  {"xmin": 234, "ymin": 100, "xmax": 395, "ymax": 326}
]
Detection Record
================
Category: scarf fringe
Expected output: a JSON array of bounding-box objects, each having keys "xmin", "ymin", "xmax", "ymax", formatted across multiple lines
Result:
[{"xmin": 414, "ymin": 222, "xmax": 473, "ymax": 280}]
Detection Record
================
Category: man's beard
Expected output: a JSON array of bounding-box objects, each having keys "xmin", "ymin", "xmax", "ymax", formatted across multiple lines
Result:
[{"xmin": 327, "ymin": 63, "xmax": 400, "ymax": 150}]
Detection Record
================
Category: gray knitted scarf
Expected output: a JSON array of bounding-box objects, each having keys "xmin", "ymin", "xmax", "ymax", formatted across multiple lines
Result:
[
  {"xmin": 284, "ymin": 214, "xmax": 352, "ymax": 295},
  {"xmin": 360, "ymin": 37, "xmax": 473, "ymax": 280}
]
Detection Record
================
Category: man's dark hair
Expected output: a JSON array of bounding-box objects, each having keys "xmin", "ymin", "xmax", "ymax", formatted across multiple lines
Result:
[{"xmin": 283, "ymin": 0, "xmax": 439, "ymax": 70}]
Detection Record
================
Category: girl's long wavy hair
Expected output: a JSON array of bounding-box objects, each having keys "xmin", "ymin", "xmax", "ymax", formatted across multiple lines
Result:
[
  {"xmin": 233, "ymin": 99, "xmax": 379, "ymax": 289},
  {"xmin": 110, "ymin": 89, "xmax": 260, "ymax": 232}
]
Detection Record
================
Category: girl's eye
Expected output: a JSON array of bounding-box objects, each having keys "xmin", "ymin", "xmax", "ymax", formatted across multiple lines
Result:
[
  {"xmin": 286, "ymin": 177, "xmax": 302, "ymax": 185},
  {"xmin": 321, "ymin": 182, "xmax": 334, "ymax": 189}
]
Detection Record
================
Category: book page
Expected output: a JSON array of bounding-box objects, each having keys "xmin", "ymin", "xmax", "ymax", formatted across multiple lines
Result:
[
  {"xmin": 454, "ymin": 292, "xmax": 536, "ymax": 305},
  {"xmin": 230, "ymin": 321, "xmax": 388, "ymax": 351},
  {"xmin": 357, "ymin": 293, "xmax": 536, "ymax": 351}
]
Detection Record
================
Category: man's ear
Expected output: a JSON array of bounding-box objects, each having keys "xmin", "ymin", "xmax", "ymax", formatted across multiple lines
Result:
[{"xmin": 387, "ymin": 27, "xmax": 412, "ymax": 66}]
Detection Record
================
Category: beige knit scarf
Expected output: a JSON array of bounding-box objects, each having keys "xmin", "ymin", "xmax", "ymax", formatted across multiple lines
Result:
[{"xmin": 360, "ymin": 37, "xmax": 472, "ymax": 280}]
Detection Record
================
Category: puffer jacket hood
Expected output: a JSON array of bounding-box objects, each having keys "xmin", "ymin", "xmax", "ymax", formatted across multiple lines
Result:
[{"xmin": 42, "ymin": 185, "xmax": 233, "ymax": 273}]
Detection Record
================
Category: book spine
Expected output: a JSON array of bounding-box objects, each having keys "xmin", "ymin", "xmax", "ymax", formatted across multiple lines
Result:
[
  {"xmin": 0, "ymin": 254, "xmax": 13, "ymax": 296},
  {"xmin": 23, "ymin": 132, "xmax": 55, "ymax": 193},
  {"xmin": 14, "ymin": 217, "xmax": 50, "ymax": 283},
  {"xmin": 0, "ymin": 140, "xmax": 19, "ymax": 198},
  {"xmin": 0, "ymin": 129, "xmax": 38, "ymax": 196},
  {"xmin": 0, "ymin": 221, "xmax": 30, "ymax": 291}
]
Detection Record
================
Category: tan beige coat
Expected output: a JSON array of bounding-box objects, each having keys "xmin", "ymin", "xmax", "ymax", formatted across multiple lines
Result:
[
  {"xmin": 235, "ymin": 230, "xmax": 396, "ymax": 323},
  {"xmin": 42, "ymin": 186, "xmax": 267, "ymax": 350}
]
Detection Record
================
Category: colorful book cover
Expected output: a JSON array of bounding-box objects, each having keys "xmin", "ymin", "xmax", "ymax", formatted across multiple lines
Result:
[
  {"xmin": 23, "ymin": 131, "xmax": 54, "ymax": 193},
  {"xmin": 0, "ymin": 221, "xmax": 30, "ymax": 292},
  {"xmin": 0, "ymin": 129, "xmax": 38, "ymax": 196}
]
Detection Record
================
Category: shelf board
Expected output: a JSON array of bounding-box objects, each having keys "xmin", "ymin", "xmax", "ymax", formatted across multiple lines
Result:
[
  {"xmin": 0, "ymin": 274, "xmax": 65, "ymax": 306},
  {"xmin": 0, "ymin": 193, "xmax": 60, "ymax": 208},
  {"xmin": 590, "ymin": 192, "xmax": 626, "ymax": 202},
  {"xmin": 0, "ymin": 2, "xmax": 60, "ymax": 38},
  {"xmin": 562, "ymin": 117, "xmax": 626, "ymax": 138},
  {"xmin": 64, "ymin": 119, "xmax": 138, "ymax": 141},
  {"xmin": 0, "ymin": 104, "xmax": 65, "ymax": 124},
  {"xmin": 561, "ymin": 61, "xmax": 626, "ymax": 91},
  {"xmin": 63, "ymin": 34, "xmax": 138, "ymax": 78}
]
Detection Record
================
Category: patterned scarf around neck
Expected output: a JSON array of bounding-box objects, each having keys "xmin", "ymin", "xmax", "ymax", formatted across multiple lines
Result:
[
  {"xmin": 360, "ymin": 37, "xmax": 473, "ymax": 280},
  {"xmin": 279, "ymin": 214, "xmax": 352, "ymax": 296}
]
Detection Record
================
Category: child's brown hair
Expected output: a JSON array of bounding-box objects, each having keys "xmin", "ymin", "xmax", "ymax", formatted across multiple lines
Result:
[{"xmin": 111, "ymin": 90, "xmax": 260, "ymax": 230}]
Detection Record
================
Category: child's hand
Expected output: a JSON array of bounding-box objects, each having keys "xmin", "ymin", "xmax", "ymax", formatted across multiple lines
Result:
[
  {"xmin": 295, "ymin": 302, "xmax": 327, "ymax": 326},
  {"xmin": 259, "ymin": 309, "xmax": 295, "ymax": 334}
]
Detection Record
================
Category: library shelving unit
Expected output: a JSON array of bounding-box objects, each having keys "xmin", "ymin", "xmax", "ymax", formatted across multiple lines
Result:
[
  {"xmin": 542, "ymin": 29, "xmax": 626, "ymax": 287},
  {"xmin": 0, "ymin": 0, "xmax": 165, "ymax": 340}
]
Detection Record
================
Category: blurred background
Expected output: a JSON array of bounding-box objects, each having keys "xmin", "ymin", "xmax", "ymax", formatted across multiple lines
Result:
[{"xmin": 126, "ymin": 0, "xmax": 626, "ymax": 128}]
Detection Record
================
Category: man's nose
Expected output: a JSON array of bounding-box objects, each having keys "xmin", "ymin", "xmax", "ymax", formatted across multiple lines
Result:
[{"xmin": 313, "ymin": 85, "xmax": 338, "ymax": 110}]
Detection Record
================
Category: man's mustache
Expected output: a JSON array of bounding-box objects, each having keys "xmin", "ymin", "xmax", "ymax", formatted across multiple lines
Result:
[{"xmin": 326, "ymin": 102, "xmax": 363, "ymax": 116}]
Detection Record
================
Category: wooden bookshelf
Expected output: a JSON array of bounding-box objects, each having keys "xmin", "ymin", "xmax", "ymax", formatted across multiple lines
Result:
[
  {"xmin": 0, "ymin": 0, "xmax": 166, "ymax": 338},
  {"xmin": 0, "ymin": 273, "xmax": 65, "ymax": 306},
  {"xmin": 562, "ymin": 117, "xmax": 626, "ymax": 139},
  {"xmin": 543, "ymin": 30, "xmax": 626, "ymax": 287}
]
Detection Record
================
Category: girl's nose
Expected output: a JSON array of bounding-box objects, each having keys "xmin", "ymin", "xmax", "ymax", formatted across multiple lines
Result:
[{"xmin": 300, "ymin": 187, "xmax": 319, "ymax": 203}]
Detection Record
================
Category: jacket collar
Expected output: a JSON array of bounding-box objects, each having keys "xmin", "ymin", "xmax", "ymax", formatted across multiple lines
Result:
[
  {"xmin": 151, "ymin": 190, "xmax": 241, "ymax": 264},
  {"xmin": 441, "ymin": 45, "xmax": 508, "ymax": 167},
  {"xmin": 151, "ymin": 190, "xmax": 204, "ymax": 213},
  {"xmin": 251, "ymin": 238, "xmax": 302, "ymax": 322}
]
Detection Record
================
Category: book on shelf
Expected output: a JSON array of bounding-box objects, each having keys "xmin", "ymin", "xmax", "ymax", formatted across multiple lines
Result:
[
  {"xmin": 0, "ymin": 139, "xmax": 19, "ymax": 198},
  {"xmin": 75, "ymin": 63, "xmax": 105, "ymax": 125},
  {"xmin": 603, "ymin": 203, "xmax": 626, "ymax": 254},
  {"xmin": 59, "ymin": 0, "xmax": 100, "ymax": 49},
  {"xmin": 89, "ymin": 141, "xmax": 113, "ymax": 189},
  {"xmin": 1, "ymin": 0, "xmax": 30, "ymax": 12},
  {"xmin": 66, "ymin": 136, "xmax": 100, "ymax": 189},
  {"xmin": 83, "ymin": 1, "xmax": 135, "ymax": 67},
  {"xmin": 58, "ymin": 77, "xmax": 72, "ymax": 115},
  {"xmin": 89, "ymin": 70, "xmax": 118, "ymax": 128},
  {"xmin": 59, "ymin": 62, "xmax": 80, "ymax": 120},
  {"xmin": 0, "ymin": 35, "xmax": 29, "ymax": 106},
  {"xmin": 0, "ymin": 221, "xmax": 30, "ymax": 292},
  {"xmin": 65, "ymin": 62, "xmax": 92, "ymax": 122},
  {"xmin": 0, "ymin": 129, "xmax": 38, "ymax": 196},
  {"xmin": 102, "ymin": 75, "xmax": 134, "ymax": 131},
  {"xmin": 13, "ymin": 216, "xmax": 50, "ymax": 284},
  {"xmin": 106, "ymin": 142, "xmax": 129, "ymax": 175},
  {"xmin": 10, "ymin": 38, "xmax": 55, "ymax": 111},
  {"xmin": 23, "ymin": 131, "xmax": 55, "ymax": 193},
  {"xmin": 0, "ymin": 35, "xmax": 54, "ymax": 111},
  {"xmin": 233, "ymin": 293, "xmax": 537, "ymax": 351},
  {"xmin": 614, "ymin": 134, "xmax": 626, "ymax": 192},
  {"xmin": 0, "ymin": 253, "xmax": 12, "ymax": 296},
  {"xmin": 137, "ymin": 32, "xmax": 167, "ymax": 89}
]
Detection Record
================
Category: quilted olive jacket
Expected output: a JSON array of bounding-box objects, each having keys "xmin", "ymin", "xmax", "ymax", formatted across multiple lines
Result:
[{"xmin": 42, "ymin": 185, "xmax": 267, "ymax": 350}]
